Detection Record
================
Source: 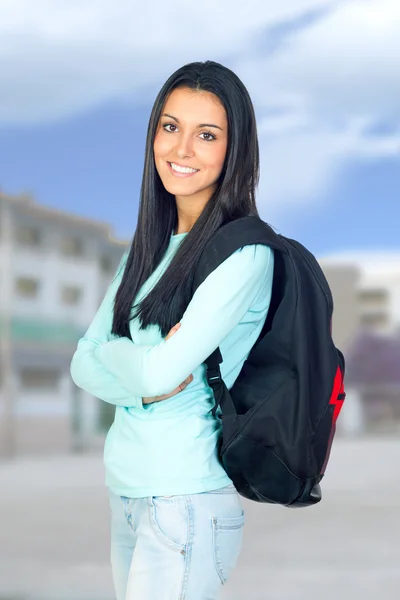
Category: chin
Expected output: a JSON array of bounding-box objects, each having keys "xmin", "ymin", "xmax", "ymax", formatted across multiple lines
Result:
[
  {"xmin": 161, "ymin": 178, "xmax": 199, "ymax": 196},
  {"xmin": 166, "ymin": 185, "xmax": 199, "ymax": 197}
]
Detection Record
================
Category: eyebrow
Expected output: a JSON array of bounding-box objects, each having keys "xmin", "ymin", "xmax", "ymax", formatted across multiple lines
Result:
[{"xmin": 161, "ymin": 113, "xmax": 223, "ymax": 131}]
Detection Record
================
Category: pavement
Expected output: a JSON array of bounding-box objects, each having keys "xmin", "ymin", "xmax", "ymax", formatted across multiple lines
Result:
[{"xmin": 0, "ymin": 436, "xmax": 399, "ymax": 600}]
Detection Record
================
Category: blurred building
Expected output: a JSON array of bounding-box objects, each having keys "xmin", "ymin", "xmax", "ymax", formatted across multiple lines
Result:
[
  {"xmin": 317, "ymin": 262, "xmax": 360, "ymax": 351},
  {"xmin": 0, "ymin": 192, "xmax": 128, "ymax": 457},
  {"xmin": 319, "ymin": 252, "xmax": 400, "ymax": 435},
  {"xmin": 344, "ymin": 330, "xmax": 400, "ymax": 434},
  {"xmin": 320, "ymin": 252, "xmax": 400, "ymax": 336}
]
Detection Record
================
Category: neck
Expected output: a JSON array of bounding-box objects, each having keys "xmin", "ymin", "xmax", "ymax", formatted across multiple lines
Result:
[
  {"xmin": 174, "ymin": 212, "xmax": 197, "ymax": 236},
  {"xmin": 175, "ymin": 187, "xmax": 215, "ymax": 235}
]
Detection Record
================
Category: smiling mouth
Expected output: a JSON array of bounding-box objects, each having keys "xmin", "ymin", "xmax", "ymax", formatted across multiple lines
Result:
[{"xmin": 167, "ymin": 162, "xmax": 200, "ymax": 177}]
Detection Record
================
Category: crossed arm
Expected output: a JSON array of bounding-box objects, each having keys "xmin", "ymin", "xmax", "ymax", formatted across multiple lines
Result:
[{"xmin": 70, "ymin": 244, "xmax": 274, "ymax": 410}]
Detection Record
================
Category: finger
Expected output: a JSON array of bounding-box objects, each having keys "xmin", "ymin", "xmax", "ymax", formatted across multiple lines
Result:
[
  {"xmin": 179, "ymin": 375, "xmax": 193, "ymax": 390},
  {"xmin": 165, "ymin": 323, "xmax": 181, "ymax": 340},
  {"xmin": 178, "ymin": 380, "xmax": 189, "ymax": 392}
]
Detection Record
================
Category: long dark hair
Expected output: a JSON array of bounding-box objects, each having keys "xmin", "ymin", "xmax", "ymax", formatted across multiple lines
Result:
[{"xmin": 112, "ymin": 60, "xmax": 260, "ymax": 339}]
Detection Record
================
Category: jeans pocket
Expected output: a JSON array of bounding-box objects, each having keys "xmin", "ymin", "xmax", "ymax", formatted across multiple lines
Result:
[
  {"xmin": 148, "ymin": 496, "xmax": 188, "ymax": 553},
  {"xmin": 212, "ymin": 511, "xmax": 245, "ymax": 584}
]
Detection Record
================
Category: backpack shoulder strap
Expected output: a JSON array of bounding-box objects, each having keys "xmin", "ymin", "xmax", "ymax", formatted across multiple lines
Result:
[
  {"xmin": 192, "ymin": 216, "xmax": 287, "ymax": 406},
  {"xmin": 192, "ymin": 216, "xmax": 286, "ymax": 294}
]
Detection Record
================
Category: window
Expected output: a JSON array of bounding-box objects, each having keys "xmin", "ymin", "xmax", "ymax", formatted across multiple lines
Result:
[
  {"xmin": 99, "ymin": 255, "xmax": 114, "ymax": 274},
  {"xmin": 61, "ymin": 285, "xmax": 83, "ymax": 305},
  {"xmin": 358, "ymin": 288, "xmax": 388, "ymax": 305},
  {"xmin": 15, "ymin": 225, "xmax": 42, "ymax": 248},
  {"xmin": 60, "ymin": 236, "xmax": 84, "ymax": 257},
  {"xmin": 20, "ymin": 367, "xmax": 60, "ymax": 390},
  {"xmin": 15, "ymin": 277, "xmax": 40, "ymax": 298},
  {"xmin": 359, "ymin": 312, "xmax": 389, "ymax": 328}
]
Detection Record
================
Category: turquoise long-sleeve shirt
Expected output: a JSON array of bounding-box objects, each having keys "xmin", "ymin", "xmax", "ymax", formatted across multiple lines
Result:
[{"xmin": 70, "ymin": 231, "xmax": 274, "ymax": 497}]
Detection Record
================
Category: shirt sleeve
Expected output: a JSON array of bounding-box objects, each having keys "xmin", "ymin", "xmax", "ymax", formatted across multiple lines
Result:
[
  {"xmin": 94, "ymin": 244, "xmax": 274, "ymax": 398},
  {"xmin": 69, "ymin": 251, "xmax": 145, "ymax": 410}
]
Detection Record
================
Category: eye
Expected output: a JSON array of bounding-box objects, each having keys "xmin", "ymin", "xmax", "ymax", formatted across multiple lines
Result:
[
  {"xmin": 199, "ymin": 131, "xmax": 216, "ymax": 141},
  {"xmin": 162, "ymin": 123, "xmax": 178, "ymax": 133}
]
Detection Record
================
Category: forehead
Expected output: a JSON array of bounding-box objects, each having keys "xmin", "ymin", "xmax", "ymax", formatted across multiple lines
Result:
[{"xmin": 162, "ymin": 87, "xmax": 227, "ymax": 125}]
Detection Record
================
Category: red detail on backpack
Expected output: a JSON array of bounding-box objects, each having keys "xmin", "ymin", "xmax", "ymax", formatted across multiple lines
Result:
[
  {"xmin": 320, "ymin": 365, "xmax": 346, "ymax": 476},
  {"xmin": 330, "ymin": 366, "xmax": 345, "ymax": 424}
]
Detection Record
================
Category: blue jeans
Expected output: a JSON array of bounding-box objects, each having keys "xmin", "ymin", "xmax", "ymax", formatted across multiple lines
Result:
[{"xmin": 108, "ymin": 483, "xmax": 245, "ymax": 599}]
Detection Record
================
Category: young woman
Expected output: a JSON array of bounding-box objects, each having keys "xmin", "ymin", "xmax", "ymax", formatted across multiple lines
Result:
[{"xmin": 70, "ymin": 60, "xmax": 274, "ymax": 600}]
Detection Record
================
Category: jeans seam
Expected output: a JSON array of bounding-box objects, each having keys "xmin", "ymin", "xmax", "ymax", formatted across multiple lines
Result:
[
  {"xmin": 147, "ymin": 497, "xmax": 185, "ymax": 553},
  {"xmin": 178, "ymin": 494, "xmax": 194, "ymax": 600},
  {"xmin": 212, "ymin": 517, "xmax": 225, "ymax": 585}
]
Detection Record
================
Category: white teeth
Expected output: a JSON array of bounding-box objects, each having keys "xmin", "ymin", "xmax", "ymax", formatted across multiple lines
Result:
[{"xmin": 170, "ymin": 162, "xmax": 198, "ymax": 174}]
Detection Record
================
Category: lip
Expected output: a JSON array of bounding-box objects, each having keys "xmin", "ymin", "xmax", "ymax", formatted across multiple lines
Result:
[{"xmin": 167, "ymin": 161, "xmax": 200, "ymax": 178}]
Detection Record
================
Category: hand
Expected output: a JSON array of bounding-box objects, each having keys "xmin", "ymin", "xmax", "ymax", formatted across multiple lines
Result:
[{"xmin": 142, "ymin": 323, "xmax": 194, "ymax": 405}]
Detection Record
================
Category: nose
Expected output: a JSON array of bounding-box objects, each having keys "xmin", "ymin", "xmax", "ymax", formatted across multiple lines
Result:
[{"xmin": 176, "ymin": 134, "xmax": 195, "ymax": 159}]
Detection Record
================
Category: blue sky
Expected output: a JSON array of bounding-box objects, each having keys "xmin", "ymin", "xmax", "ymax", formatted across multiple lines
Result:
[{"xmin": 1, "ymin": 0, "xmax": 399, "ymax": 257}]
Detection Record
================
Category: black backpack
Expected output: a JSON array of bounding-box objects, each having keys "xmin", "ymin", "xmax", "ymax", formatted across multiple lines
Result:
[{"xmin": 192, "ymin": 216, "xmax": 346, "ymax": 507}]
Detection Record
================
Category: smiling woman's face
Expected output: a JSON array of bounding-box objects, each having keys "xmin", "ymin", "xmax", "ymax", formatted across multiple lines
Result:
[{"xmin": 153, "ymin": 87, "xmax": 228, "ymax": 205}]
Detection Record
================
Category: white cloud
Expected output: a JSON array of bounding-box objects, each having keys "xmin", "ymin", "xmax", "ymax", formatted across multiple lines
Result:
[
  {"xmin": 242, "ymin": 0, "xmax": 400, "ymax": 121},
  {"xmin": 256, "ymin": 117, "xmax": 400, "ymax": 220},
  {"xmin": 240, "ymin": 0, "xmax": 400, "ymax": 212},
  {"xmin": 0, "ymin": 0, "xmax": 335, "ymax": 123}
]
